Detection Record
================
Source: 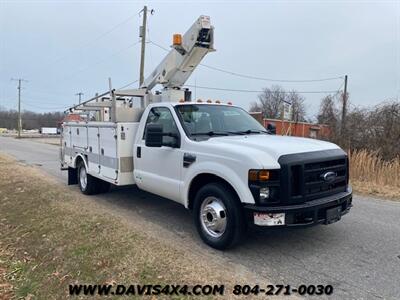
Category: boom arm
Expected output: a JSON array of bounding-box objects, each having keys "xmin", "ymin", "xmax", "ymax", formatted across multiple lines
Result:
[{"xmin": 142, "ymin": 15, "xmax": 215, "ymax": 91}]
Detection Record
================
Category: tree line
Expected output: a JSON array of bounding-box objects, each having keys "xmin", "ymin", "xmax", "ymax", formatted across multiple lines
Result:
[
  {"xmin": 250, "ymin": 85, "xmax": 400, "ymax": 159},
  {"xmin": 0, "ymin": 107, "xmax": 64, "ymax": 130}
]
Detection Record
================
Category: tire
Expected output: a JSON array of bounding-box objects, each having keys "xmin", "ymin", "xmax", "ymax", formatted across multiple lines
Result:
[
  {"xmin": 193, "ymin": 182, "xmax": 246, "ymax": 250},
  {"xmin": 77, "ymin": 161, "xmax": 99, "ymax": 195},
  {"xmin": 97, "ymin": 180, "xmax": 111, "ymax": 194}
]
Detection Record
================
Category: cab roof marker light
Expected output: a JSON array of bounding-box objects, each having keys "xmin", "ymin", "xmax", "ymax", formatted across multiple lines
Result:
[
  {"xmin": 197, "ymin": 99, "xmax": 203, "ymax": 103},
  {"xmin": 206, "ymin": 99, "xmax": 212, "ymax": 103}
]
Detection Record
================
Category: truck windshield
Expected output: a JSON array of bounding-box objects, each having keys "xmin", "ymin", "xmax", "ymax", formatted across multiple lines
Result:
[{"xmin": 175, "ymin": 104, "xmax": 267, "ymax": 138}]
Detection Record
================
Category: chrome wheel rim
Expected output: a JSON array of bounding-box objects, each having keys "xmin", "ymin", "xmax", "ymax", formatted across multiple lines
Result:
[
  {"xmin": 79, "ymin": 166, "xmax": 87, "ymax": 190},
  {"xmin": 200, "ymin": 196, "xmax": 227, "ymax": 238}
]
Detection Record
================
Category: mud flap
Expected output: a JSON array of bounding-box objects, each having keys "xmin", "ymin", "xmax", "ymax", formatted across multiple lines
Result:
[{"xmin": 68, "ymin": 167, "xmax": 78, "ymax": 185}]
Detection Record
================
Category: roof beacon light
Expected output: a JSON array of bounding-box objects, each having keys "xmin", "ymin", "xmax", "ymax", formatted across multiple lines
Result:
[{"xmin": 173, "ymin": 34, "xmax": 182, "ymax": 46}]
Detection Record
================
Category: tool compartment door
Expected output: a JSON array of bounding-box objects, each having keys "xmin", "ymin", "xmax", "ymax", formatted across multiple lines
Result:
[
  {"xmin": 99, "ymin": 126, "xmax": 118, "ymax": 180},
  {"xmin": 61, "ymin": 125, "xmax": 72, "ymax": 165},
  {"xmin": 87, "ymin": 127, "xmax": 100, "ymax": 174}
]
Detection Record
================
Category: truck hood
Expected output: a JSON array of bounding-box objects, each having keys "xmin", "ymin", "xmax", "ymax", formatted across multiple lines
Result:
[{"xmin": 205, "ymin": 134, "xmax": 340, "ymax": 162}]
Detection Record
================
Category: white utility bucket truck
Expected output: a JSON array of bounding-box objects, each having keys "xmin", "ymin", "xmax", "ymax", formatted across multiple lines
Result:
[{"xmin": 61, "ymin": 16, "xmax": 352, "ymax": 249}]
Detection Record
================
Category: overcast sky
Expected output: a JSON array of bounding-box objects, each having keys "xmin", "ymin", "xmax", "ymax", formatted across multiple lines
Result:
[{"xmin": 1, "ymin": 0, "xmax": 399, "ymax": 119}]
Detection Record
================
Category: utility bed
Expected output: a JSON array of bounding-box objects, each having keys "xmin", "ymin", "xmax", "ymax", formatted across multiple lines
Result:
[{"xmin": 61, "ymin": 121, "xmax": 138, "ymax": 185}]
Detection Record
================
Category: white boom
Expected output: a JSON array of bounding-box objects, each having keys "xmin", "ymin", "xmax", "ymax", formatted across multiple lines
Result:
[
  {"xmin": 141, "ymin": 15, "xmax": 215, "ymax": 91},
  {"xmin": 65, "ymin": 15, "xmax": 215, "ymax": 118}
]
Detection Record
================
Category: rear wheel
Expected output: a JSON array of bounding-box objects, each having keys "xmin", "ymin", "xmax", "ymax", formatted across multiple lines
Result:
[
  {"xmin": 98, "ymin": 180, "xmax": 111, "ymax": 193},
  {"xmin": 193, "ymin": 183, "xmax": 246, "ymax": 250},
  {"xmin": 77, "ymin": 162, "xmax": 100, "ymax": 195}
]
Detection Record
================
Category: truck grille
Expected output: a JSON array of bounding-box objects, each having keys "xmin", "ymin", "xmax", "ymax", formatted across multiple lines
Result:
[{"xmin": 278, "ymin": 149, "xmax": 349, "ymax": 205}]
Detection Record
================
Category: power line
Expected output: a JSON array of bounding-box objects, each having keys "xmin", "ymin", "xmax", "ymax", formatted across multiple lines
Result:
[
  {"xmin": 22, "ymin": 102, "xmax": 66, "ymax": 110},
  {"xmin": 118, "ymin": 79, "xmax": 139, "ymax": 90},
  {"xmin": 60, "ymin": 40, "xmax": 141, "ymax": 82},
  {"xmin": 28, "ymin": 13, "xmax": 139, "ymax": 75},
  {"xmin": 148, "ymin": 40, "xmax": 344, "ymax": 83},
  {"xmin": 200, "ymin": 64, "xmax": 344, "ymax": 83},
  {"xmin": 184, "ymin": 84, "xmax": 340, "ymax": 94}
]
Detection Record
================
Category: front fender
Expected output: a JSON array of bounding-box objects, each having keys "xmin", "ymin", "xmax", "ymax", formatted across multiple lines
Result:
[{"xmin": 181, "ymin": 161, "xmax": 255, "ymax": 209}]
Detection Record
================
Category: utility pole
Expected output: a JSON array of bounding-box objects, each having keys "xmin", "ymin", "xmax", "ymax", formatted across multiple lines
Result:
[
  {"xmin": 341, "ymin": 75, "xmax": 348, "ymax": 136},
  {"xmin": 139, "ymin": 5, "xmax": 148, "ymax": 87},
  {"xmin": 11, "ymin": 78, "xmax": 28, "ymax": 138},
  {"xmin": 75, "ymin": 92, "xmax": 84, "ymax": 104}
]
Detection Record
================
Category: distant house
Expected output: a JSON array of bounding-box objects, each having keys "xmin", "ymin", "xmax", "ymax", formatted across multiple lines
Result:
[
  {"xmin": 249, "ymin": 112, "xmax": 331, "ymax": 140},
  {"xmin": 62, "ymin": 114, "xmax": 83, "ymax": 122}
]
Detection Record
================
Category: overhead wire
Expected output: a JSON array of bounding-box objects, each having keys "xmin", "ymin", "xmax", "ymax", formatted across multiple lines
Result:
[
  {"xmin": 184, "ymin": 84, "xmax": 340, "ymax": 94},
  {"xmin": 30, "ymin": 13, "xmax": 139, "ymax": 75},
  {"xmin": 148, "ymin": 40, "xmax": 344, "ymax": 84},
  {"xmin": 118, "ymin": 79, "xmax": 139, "ymax": 90}
]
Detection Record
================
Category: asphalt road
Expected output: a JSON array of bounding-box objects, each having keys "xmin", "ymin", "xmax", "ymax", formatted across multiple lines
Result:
[{"xmin": 1, "ymin": 136, "xmax": 399, "ymax": 300}]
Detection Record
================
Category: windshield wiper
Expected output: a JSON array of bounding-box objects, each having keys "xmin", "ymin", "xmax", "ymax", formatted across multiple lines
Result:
[
  {"xmin": 191, "ymin": 131, "xmax": 229, "ymax": 136},
  {"xmin": 228, "ymin": 129, "xmax": 269, "ymax": 135}
]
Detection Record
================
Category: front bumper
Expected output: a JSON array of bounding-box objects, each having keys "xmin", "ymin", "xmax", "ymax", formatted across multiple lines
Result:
[{"xmin": 244, "ymin": 187, "xmax": 353, "ymax": 227}]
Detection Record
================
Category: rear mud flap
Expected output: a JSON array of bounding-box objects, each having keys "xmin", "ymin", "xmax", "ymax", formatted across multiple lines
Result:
[{"xmin": 68, "ymin": 167, "xmax": 78, "ymax": 185}]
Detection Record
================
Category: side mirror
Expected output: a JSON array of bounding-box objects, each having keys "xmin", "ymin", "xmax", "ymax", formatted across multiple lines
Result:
[
  {"xmin": 267, "ymin": 123, "xmax": 276, "ymax": 135},
  {"xmin": 145, "ymin": 124, "xmax": 180, "ymax": 148},
  {"xmin": 145, "ymin": 124, "xmax": 163, "ymax": 147}
]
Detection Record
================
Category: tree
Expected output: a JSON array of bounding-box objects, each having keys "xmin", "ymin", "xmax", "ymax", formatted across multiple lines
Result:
[
  {"xmin": 250, "ymin": 85, "xmax": 306, "ymax": 121},
  {"xmin": 286, "ymin": 91, "xmax": 306, "ymax": 122},
  {"xmin": 317, "ymin": 95, "xmax": 338, "ymax": 126}
]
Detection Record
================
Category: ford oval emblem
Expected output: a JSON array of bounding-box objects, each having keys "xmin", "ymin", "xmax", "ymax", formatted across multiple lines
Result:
[{"xmin": 321, "ymin": 171, "xmax": 336, "ymax": 183}]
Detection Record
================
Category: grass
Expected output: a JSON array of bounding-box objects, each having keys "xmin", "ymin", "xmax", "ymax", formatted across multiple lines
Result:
[
  {"xmin": 0, "ymin": 154, "xmax": 250, "ymax": 299},
  {"xmin": 349, "ymin": 149, "xmax": 400, "ymax": 200}
]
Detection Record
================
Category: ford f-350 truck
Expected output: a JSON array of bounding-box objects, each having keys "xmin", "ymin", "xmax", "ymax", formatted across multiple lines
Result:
[{"xmin": 60, "ymin": 16, "xmax": 352, "ymax": 249}]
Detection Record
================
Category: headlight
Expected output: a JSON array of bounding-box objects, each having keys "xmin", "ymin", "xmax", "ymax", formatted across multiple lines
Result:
[{"xmin": 260, "ymin": 187, "xmax": 270, "ymax": 200}]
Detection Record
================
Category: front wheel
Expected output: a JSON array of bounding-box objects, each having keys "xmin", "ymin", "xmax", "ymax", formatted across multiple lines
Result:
[{"xmin": 193, "ymin": 183, "xmax": 246, "ymax": 250}]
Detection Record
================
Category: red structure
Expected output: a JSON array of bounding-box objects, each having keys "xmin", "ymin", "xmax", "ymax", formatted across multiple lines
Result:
[
  {"xmin": 62, "ymin": 114, "xmax": 83, "ymax": 122},
  {"xmin": 250, "ymin": 112, "xmax": 331, "ymax": 140}
]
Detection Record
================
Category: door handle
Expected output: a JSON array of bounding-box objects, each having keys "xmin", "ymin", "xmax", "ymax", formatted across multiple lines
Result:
[{"xmin": 137, "ymin": 146, "xmax": 141, "ymax": 158}]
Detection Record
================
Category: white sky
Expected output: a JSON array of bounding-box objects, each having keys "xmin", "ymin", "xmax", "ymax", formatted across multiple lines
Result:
[{"xmin": 1, "ymin": 0, "xmax": 399, "ymax": 119}]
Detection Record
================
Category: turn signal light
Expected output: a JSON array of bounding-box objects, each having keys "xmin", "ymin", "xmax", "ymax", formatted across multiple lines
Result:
[
  {"xmin": 249, "ymin": 170, "xmax": 271, "ymax": 182},
  {"xmin": 259, "ymin": 170, "xmax": 270, "ymax": 181}
]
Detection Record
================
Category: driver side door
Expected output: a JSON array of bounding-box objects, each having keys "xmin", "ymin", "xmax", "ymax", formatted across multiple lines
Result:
[{"xmin": 135, "ymin": 106, "xmax": 183, "ymax": 202}]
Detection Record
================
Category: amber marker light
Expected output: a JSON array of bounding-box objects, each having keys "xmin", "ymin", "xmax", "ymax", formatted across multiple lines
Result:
[
  {"xmin": 173, "ymin": 34, "xmax": 182, "ymax": 46},
  {"xmin": 249, "ymin": 170, "xmax": 271, "ymax": 182}
]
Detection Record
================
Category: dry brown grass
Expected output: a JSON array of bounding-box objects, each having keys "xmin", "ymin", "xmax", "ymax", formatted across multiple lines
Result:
[
  {"xmin": 0, "ymin": 154, "xmax": 268, "ymax": 299},
  {"xmin": 349, "ymin": 149, "xmax": 400, "ymax": 200}
]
